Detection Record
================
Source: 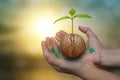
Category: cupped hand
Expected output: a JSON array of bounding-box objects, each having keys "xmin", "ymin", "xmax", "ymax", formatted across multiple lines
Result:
[
  {"xmin": 41, "ymin": 37, "xmax": 95, "ymax": 76},
  {"xmin": 41, "ymin": 26, "xmax": 102, "ymax": 76},
  {"xmin": 55, "ymin": 26, "xmax": 103, "ymax": 64}
]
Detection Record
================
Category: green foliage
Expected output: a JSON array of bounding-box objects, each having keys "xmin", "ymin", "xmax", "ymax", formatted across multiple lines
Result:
[
  {"xmin": 54, "ymin": 8, "xmax": 92, "ymax": 34},
  {"xmin": 54, "ymin": 16, "xmax": 70, "ymax": 24},
  {"xmin": 69, "ymin": 9, "xmax": 76, "ymax": 16},
  {"xmin": 74, "ymin": 14, "xmax": 92, "ymax": 19}
]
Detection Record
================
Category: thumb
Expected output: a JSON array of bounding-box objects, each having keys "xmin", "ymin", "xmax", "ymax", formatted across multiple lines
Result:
[{"xmin": 78, "ymin": 26, "xmax": 96, "ymax": 39}]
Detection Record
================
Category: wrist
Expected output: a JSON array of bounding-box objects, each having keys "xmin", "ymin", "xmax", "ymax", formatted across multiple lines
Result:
[
  {"xmin": 91, "ymin": 47, "xmax": 105, "ymax": 65},
  {"xmin": 76, "ymin": 60, "xmax": 96, "ymax": 77},
  {"xmin": 98, "ymin": 48, "xmax": 109, "ymax": 66},
  {"xmin": 99, "ymin": 48, "xmax": 120, "ymax": 67}
]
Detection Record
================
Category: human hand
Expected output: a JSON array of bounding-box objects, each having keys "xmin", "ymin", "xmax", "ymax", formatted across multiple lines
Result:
[
  {"xmin": 41, "ymin": 39, "xmax": 120, "ymax": 80},
  {"xmin": 55, "ymin": 26, "xmax": 103, "ymax": 64},
  {"xmin": 78, "ymin": 26, "xmax": 103, "ymax": 64},
  {"xmin": 41, "ymin": 26, "xmax": 120, "ymax": 79},
  {"xmin": 41, "ymin": 37, "xmax": 96, "ymax": 76}
]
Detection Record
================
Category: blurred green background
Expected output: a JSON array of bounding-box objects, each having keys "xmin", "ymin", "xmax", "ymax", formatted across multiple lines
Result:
[{"xmin": 0, "ymin": 0, "xmax": 120, "ymax": 80}]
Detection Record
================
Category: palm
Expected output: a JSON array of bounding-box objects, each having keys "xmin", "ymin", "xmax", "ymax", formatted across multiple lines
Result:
[
  {"xmin": 41, "ymin": 26, "xmax": 101, "ymax": 75},
  {"xmin": 55, "ymin": 27, "xmax": 102, "ymax": 64}
]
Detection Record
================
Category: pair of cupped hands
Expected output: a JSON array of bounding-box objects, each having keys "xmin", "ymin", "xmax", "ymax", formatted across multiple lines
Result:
[{"xmin": 41, "ymin": 26, "xmax": 103, "ymax": 76}]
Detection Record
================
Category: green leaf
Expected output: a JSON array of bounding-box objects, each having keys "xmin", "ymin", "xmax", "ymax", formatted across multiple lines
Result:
[
  {"xmin": 69, "ymin": 9, "xmax": 76, "ymax": 16},
  {"xmin": 54, "ymin": 16, "xmax": 70, "ymax": 24},
  {"xmin": 74, "ymin": 14, "xmax": 92, "ymax": 19}
]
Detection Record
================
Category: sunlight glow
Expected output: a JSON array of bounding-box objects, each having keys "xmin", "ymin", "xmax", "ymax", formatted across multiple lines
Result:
[
  {"xmin": 35, "ymin": 17, "xmax": 54, "ymax": 36},
  {"xmin": 33, "ymin": 14, "xmax": 57, "ymax": 39}
]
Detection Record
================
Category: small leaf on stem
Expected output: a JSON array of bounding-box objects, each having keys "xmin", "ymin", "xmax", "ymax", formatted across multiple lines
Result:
[
  {"xmin": 74, "ymin": 14, "xmax": 92, "ymax": 19},
  {"xmin": 69, "ymin": 9, "xmax": 76, "ymax": 17},
  {"xmin": 54, "ymin": 16, "xmax": 70, "ymax": 24}
]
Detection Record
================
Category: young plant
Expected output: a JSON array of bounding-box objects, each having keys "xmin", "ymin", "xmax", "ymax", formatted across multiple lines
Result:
[
  {"xmin": 54, "ymin": 9, "xmax": 92, "ymax": 59},
  {"xmin": 54, "ymin": 9, "xmax": 92, "ymax": 34}
]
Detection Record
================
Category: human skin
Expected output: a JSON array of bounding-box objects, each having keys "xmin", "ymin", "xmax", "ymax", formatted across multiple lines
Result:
[
  {"xmin": 78, "ymin": 26, "xmax": 120, "ymax": 67},
  {"xmin": 100, "ymin": 48, "xmax": 120, "ymax": 67},
  {"xmin": 56, "ymin": 26, "xmax": 120, "ymax": 67},
  {"xmin": 55, "ymin": 26, "xmax": 102, "ymax": 64},
  {"xmin": 41, "ymin": 26, "xmax": 120, "ymax": 80}
]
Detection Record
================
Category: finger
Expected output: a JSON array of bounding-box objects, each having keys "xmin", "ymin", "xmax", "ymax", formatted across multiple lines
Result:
[
  {"xmin": 55, "ymin": 30, "xmax": 67, "ymax": 40},
  {"xmin": 46, "ymin": 37, "xmax": 53, "ymax": 49},
  {"xmin": 41, "ymin": 40, "xmax": 49, "ymax": 58},
  {"xmin": 42, "ymin": 45, "xmax": 71, "ymax": 69},
  {"xmin": 51, "ymin": 38, "xmax": 63, "ymax": 58},
  {"xmin": 41, "ymin": 40, "xmax": 61, "ymax": 66},
  {"xmin": 55, "ymin": 30, "xmax": 67, "ymax": 45},
  {"xmin": 45, "ymin": 54, "xmax": 68, "ymax": 68},
  {"xmin": 78, "ymin": 26, "xmax": 97, "ymax": 38},
  {"xmin": 41, "ymin": 39, "xmax": 68, "ymax": 67},
  {"xmin": 84, "ymin": 41, "xmax": 89, "ymax": 53},
  {"xmin": 51, "ymin": 37, "xmax": 57, "ymax": 47},
  {"xmin": 79, "ymin": 26, "xmax": 102, "ymax": 49},
  {"xmin": 56, "ymin": 32, "xmax": 65, "ymax": 40},
  {"xmin": 41, "ymin": 41, "xmax": 47, "ymax": 53},
  {"xmin": 55, "ymin": 33, "xmax": 61, "ymax": 45},
  {"xmin": 59, "ymin": 30, "xmax": 67, "ymax": 36}
]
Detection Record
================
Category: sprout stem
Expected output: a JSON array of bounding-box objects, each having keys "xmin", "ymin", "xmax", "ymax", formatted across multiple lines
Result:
[{"xmin": 71, "ymin": 18, "xmax": 74, "ymax": 34}]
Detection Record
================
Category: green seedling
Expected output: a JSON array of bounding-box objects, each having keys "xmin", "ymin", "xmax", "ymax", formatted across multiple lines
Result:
[
  {"xmin": 53, "ymin": 9, "xmax": 93, "ymax": 59},
  {"xmin": 54, "ymin": 8, "xmax": 92, "ymax": 34}
]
